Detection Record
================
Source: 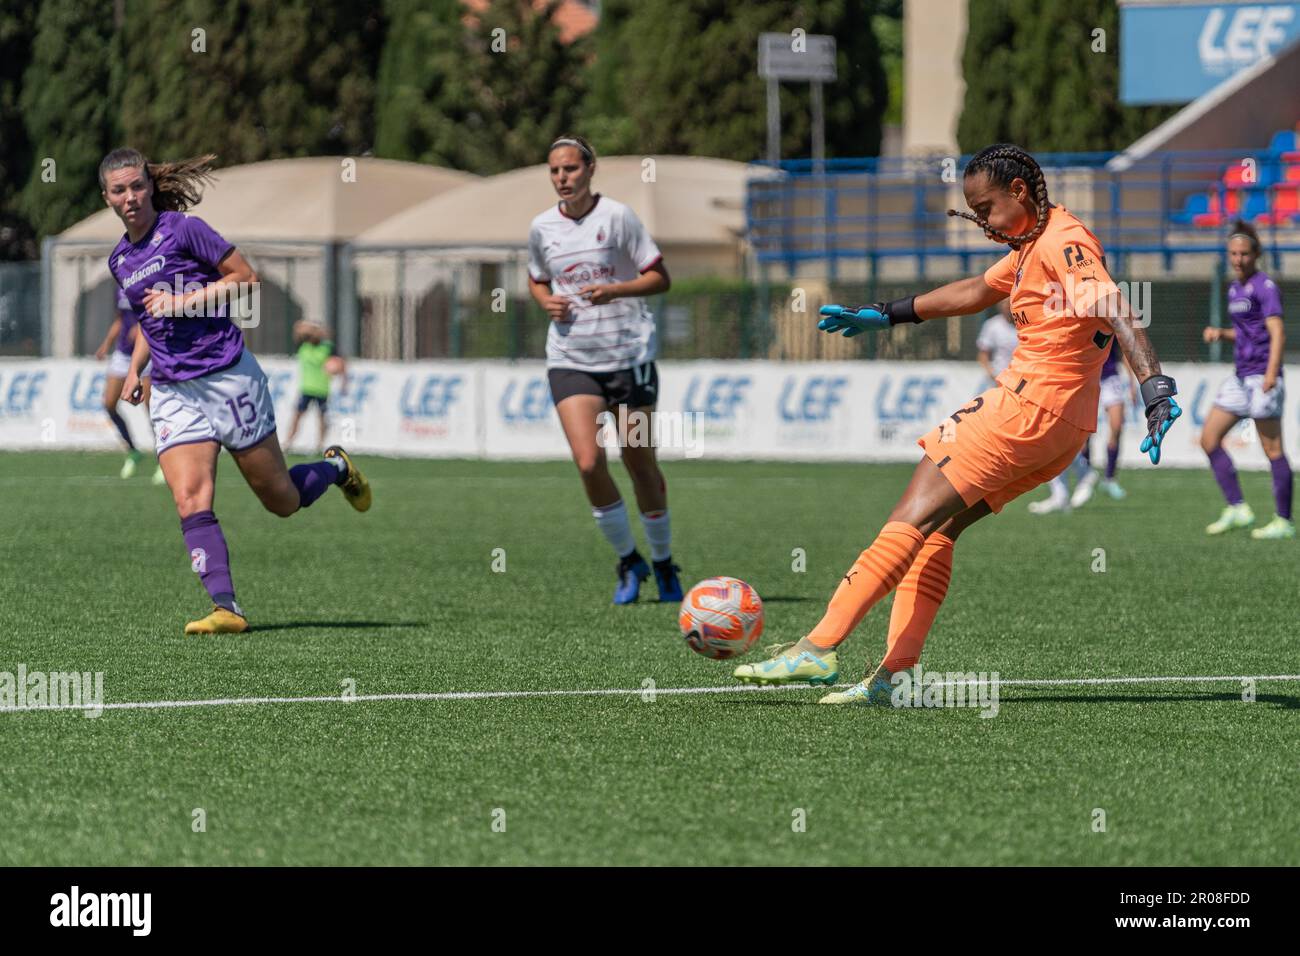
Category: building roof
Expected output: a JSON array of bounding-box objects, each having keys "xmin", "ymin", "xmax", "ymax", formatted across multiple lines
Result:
[
  {"xmin": 353, "ymin": 155, "xmax": 768, "ymax": 248},
  {"xmin": 58, "ymin": 157, "xmax": 478, "ymax": 243}
]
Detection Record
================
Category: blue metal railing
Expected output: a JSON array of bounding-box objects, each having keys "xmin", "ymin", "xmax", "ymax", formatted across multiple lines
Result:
[{"xmin": 747, "ymin": 147, "xmax": 1300, "ymax": 278}]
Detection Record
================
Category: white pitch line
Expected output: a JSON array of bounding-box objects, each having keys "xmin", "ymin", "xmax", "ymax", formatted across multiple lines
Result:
[{"xmin": 0, "ymin": 673, "xmax": 1297, "ymax": 716}]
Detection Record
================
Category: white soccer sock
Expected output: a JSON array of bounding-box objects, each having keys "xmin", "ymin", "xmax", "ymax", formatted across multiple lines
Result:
[
  {"xmin": 640, "ymin": 509, "xmax": 672, "ymax": 562},
  {"xmin": 592, "ymin": 499, "xmax": 636, "ymax": 559},
  {"xmin": 1048, "ymin": 475, "xmax": 1069, "ymax": 503}
]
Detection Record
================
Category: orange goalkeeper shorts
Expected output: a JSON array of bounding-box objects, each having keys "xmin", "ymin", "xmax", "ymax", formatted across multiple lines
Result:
[{"xmin": 917, "ymin": 381, "xmax": 1091, "ymax": 515}]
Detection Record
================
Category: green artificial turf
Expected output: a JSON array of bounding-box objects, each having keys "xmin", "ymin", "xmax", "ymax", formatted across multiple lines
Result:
[{"xmin": 0, "ymin": 451, "xmax": 1295, "ymax": 865}]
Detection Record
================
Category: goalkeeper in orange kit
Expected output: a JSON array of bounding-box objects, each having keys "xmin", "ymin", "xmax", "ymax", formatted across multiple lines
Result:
[{"xmin": 733, "ymin": 144, "xmax": 1181, "ymax": 704}]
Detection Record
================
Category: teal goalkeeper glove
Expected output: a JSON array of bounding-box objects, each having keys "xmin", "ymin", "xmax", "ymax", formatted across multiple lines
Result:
[
  {"xmin": 816, "ymin": 304, "xmax": 889, "ymax": 337},
  {"xmin": 1138, "ymin": 375, "xmax": 1181, "ymax": 464},
  {"xmin": 818, "ymin": 296, "xmax": 922, "ymax": 337}
]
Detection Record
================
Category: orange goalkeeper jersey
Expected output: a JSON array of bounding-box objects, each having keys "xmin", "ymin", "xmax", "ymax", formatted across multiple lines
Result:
[{"xmin": 983, "ymin": 205, "xmax": 1120, "ymax": 431}]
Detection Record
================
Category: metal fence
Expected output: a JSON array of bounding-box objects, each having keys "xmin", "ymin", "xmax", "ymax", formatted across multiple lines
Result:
[
  {"xmin": 746, "ymin": 150, "xmax": 1300, "ymax": 281},
  {"xmin": 342, "ymin": 273, "xmax": 1296, "ymax": 365},
  {"xmin": 0, "ymin": 261, "xmax": 41, "ymax": 356}
]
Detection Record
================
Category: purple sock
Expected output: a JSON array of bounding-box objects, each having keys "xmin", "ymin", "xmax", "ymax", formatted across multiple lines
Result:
[
  {"xmin": 1207, "ymin": 447, "xmax": 1243, "ymax": 505},
  {"xmin": 1106, "ymin": 444, "xmax": 1119, "ymax": 480},
  {"xmin": 289, "ymin": 460, "xmax": 342, "ymax": 509},
  {"xmin": 107, "ymin": 407, "xmax": 135, "ymax": 449},
  {"xmin": 180, "ymin": 510, "xmax": 235, "ymax": 606},
  {"xmin": 1270, "ymin": 456, "xmax": 1292, "ymax": 520},
  {"xmin": 1079, "ymin": 442, "xmax": 1091, "ymax": 467}
]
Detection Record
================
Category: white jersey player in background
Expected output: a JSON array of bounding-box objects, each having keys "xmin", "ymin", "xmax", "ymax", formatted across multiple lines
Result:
[
  {"xmin": 975, "ymin": 299, "xmax": 1019, "ymax": 388},
  {"xmin": 527, "ymin": 135, "xmax": 683, "ymax": 605}
]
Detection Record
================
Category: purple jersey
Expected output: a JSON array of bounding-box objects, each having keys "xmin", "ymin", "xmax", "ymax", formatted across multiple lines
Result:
[
  {"xmin": 108, "ymin": 210, "xmax": 243, "ymax": 384},
  {"xmin": 1100, "ymin": 340, "xmax": 1119, "ymax": 379},
  {"xmin": 114, "ymin": 288, "xmax": 138, "ymax": 356},
  {"xmin": 1227, "ymin": 271, "xmax": 1283, "ymax": 379}
]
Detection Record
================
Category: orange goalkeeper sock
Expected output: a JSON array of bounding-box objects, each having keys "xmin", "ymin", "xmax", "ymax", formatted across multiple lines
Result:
[
  {"xmin": 881, "ymin": 531, "xmax": 954, "ymax": 672},
  {"xmin": 806, "ymin": 521, "xmax": 925, "ymax": 650}
]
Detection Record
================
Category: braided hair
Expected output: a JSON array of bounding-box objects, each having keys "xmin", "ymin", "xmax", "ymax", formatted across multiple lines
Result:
[
  {"xmin": 947, "ymin": 144, "xmax": 1051, "ymax": 249},
  {"xmin": 98, "ymin": 148, "xmax": 218, "ymax": 212}
]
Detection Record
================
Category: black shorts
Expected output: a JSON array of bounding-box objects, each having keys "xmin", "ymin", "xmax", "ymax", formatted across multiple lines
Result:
[
  {"xmin": 296, "ymin": 394, "xmax": 328, "ymax": 413},
  {"xmin": 548, "ymin": 362, "xmax": 659, "ymax": 408}
]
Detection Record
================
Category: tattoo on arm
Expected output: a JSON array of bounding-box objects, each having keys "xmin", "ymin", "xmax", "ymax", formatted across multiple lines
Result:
[{"xmin": 1101, "ymin": 292, "xmax": 1161, "ymax": 382}]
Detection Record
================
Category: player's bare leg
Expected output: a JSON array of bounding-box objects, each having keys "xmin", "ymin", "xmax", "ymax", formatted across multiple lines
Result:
[
  {"xmin": 1252, "ymin": 417, "xmax": 1294, "ymax": 539},
  {"xmin": 555, "ymin": 393, "xmax": 621, "ymax": 506},
  {"xmin": 619, "ymin": 405, "xmax": 681, "ymax": 600},
  {"xmin": 230, "ymin": 433, "xmax": 300, "ymax": 516},
  {"xmin": 1201, "ymin": 406, "xmax": 1253, "ymax": 533},
  {"xmin": 284, "ymin": 407, "xmax": 304, "ymax": 450},
  {"xmin": 232, "ymin": 432, "xmax": 368, "ymax": 514},
  {"xmin": 556, "ymin": 393, "xmax": 648, "ymax": 603},
  {"xmin": 317, "ymin": 407, "xmax": 329, "ymax": 457}
]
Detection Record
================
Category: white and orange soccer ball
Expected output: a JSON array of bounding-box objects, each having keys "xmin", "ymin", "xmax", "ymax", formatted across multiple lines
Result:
[{"xmin": 678, "ymin": 577, "xmax": 764, "ymax": 660}]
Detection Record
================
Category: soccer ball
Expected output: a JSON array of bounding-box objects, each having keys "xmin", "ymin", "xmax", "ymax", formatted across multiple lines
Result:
[{"xmin": 679, "ymin": 577, "xmax": 764, "ymax": 660}]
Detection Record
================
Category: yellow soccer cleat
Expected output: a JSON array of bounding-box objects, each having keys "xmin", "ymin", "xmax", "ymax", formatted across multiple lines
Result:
[
  {"xmin": 1250, "ymin": 515, "xmax": 1295, "ymax": 540},
  {"xmin": 818, "ymin": 673, "xmax": 894, "ymax": 706},
  {"xmin": 733, "ymin": 642, "xmax": 839, "ymax": 686},
  {"xmin": 184, "ymin": 605, "xmax": 249, "ymax": 635},
  {"xmin": 1206, "ymin": 502, "xmax": 1254, "ymax": 535},
  {"xmin": 324, "ymin": 445, "xmax": 371, "ymax": 512}
]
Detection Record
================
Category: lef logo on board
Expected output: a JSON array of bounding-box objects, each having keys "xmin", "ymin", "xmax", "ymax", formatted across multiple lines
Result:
[
  {"xmin": 1198, "ymin": 4, "xmax": 1295, "ymax": 74},
  {"xmin": 778, "ymin": 375, "xmax": 848, "ymax": 423},
  {"xmin": 683, "ymin": 375, "xmax": 752, "ymax": 422},
  {"xmin": 400, "ymin": 374, "xmax": 463, "ymax": 420},
  {"xmin": 499, "ymin": 377, "xmax": 554, "ymax": 424},
  {"xmin": 0, "ymin": 370, "xmax": 47, "ymax": 418}
]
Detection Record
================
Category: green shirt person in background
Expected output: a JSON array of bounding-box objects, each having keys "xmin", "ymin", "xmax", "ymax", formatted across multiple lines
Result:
[{"xmin": 286, "ymin": 320, "xmax": 346, "ymax": 454}]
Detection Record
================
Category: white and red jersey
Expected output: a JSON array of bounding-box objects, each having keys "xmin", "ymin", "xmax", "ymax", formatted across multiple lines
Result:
[{"xmin": 528, "ymin": 195, "xmax": 663, "ymax": 372}]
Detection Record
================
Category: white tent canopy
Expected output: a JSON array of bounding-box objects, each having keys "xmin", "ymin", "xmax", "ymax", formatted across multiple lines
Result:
[
  {"xmin": 353, "ymin": 154, "xmax": 760, "ymax": 257},
  {"xmin": 48, "ymin": 157, "xmax": 478, "ymax": 357},
  {"xmin": 60, "ymin": 156, "xmax": 477, "ymax": 243}
]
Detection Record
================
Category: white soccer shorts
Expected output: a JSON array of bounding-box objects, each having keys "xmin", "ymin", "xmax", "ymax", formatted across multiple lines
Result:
[
  {"xmin": 1213, "ymin": 373, "xmax": 1284, "ymax": 420},
  {"xmin": 150, "ymin": 348, "xmax": 277, "ymax": 454}
]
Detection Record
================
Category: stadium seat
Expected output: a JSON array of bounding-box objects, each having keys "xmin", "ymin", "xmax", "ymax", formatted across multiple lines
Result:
[
  {"xmin": 1241, "ymin": 190, "xmax": 1270, "ymax": 220},
  {"xmin": 1268, "ymin": 130, "xmax": 1298, "ymax": 155},
  {"xmin": 1257, "ymin": 178, "xmax": 1300, "ymax": 226},
  {"xmin": 1171, "ymin": 192, "xmax": 1208, "ymax": 225}
]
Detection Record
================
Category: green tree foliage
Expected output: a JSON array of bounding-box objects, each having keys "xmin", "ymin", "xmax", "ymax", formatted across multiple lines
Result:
[
  {"xmin": 374, "ymin": 0, "xmax": 588, "ymax": 174},
  {"xmin": 580, "ymin": 0, "xmax": 638, "ymax": 155},
  {"xmin": 117, "ymin": 0, "xmax": 383, "ymax": 166},
  {"xmin": 373, "ymin": 0, "xmax": 464, "ymax": 163},
  {"xmin": 17, "ymin": 0, "xmax": 117, "ymax": 244},
  {"xmin": 584, "ymin": 0, "xmax": 887, "ymax": 161},
  {"xmin": 957, "ymin": 0, "xmax": 1177, "ymax": 154},
  {"xmin": 0, "ymin": 4, "xmax": 39, "ymax": 258}
]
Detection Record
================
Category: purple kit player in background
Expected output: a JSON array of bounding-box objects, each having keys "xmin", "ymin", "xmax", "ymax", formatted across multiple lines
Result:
[
  {"xmin": 1201, "ymin": 220, "xmax": 1292, "ymax": 539},
  {"xmin": 101, "ymin": 148, "xmax": 373, "ymax": 634},
  {"xmin": 1071, "ymin": 340, "xmax": 1138, "ymax": 507},
  {"xmin": 93, "ymin": 286, "xmax": 163, "ymax": 483},
  {"xmin": 1029, "ymin": 341, "xmax": 1136, "ymax": 515}
]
